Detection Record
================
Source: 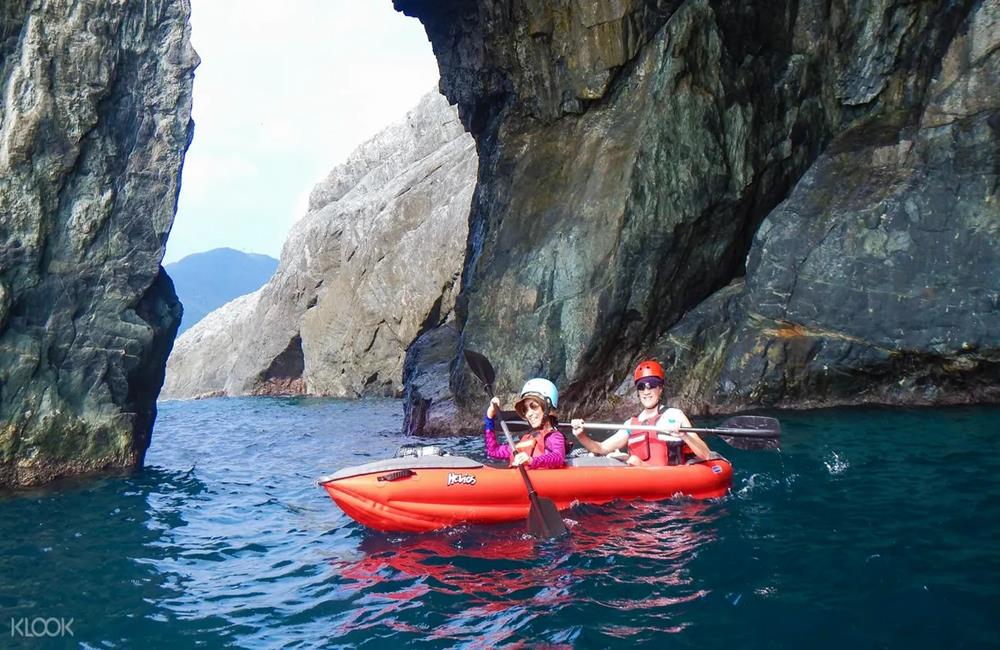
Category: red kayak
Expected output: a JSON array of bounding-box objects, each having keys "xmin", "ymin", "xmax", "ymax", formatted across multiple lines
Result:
[{"xmin": 319, "ymin": 453, "xmax": 732, "ymax": 533}]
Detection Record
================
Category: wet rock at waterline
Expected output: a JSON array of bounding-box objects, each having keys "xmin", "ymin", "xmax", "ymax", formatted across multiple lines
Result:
[
  {"xmin": 0, "ymin": 1, "xmax": 195, "ymax": 488},
  {"xmin": 162, "ymin": 92, "xmax": 477, "ymax": 400},
  {"xmin": 402, "ymin": 322, "xmax": 470, "ymax": 437},
  {"xmin": 396, "ymin": 0, "xmax": 999, "ymax": 431}
]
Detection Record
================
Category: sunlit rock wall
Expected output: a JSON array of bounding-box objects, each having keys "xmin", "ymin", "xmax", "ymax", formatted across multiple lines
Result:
[{"xmin": 162, "ymin": 91, "xmax": 476, "ymax": 399}]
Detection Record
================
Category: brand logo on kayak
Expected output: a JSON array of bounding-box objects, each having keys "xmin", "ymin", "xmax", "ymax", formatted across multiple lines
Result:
[
  {"xmin": 711, "ymin": 465, "xmax": 722, "ymax": 474},
  {"xmin": 447, "ymin": 472, "xmax": 477, "ymax": 486}
]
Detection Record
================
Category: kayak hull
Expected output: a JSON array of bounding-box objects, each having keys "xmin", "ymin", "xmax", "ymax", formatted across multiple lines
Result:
[{"xmin": 319, "ymin": 455, "xmax": 733, "ymax": 533}]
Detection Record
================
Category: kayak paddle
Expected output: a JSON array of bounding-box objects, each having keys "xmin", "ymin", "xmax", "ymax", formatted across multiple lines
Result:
[
  {"xmin": 498, "ymin": 415, "xmax": 781, "ymax": 451},
  {"xmin": 574, "ymin": 415, "xmax": 781, "ymax": 451},
  {"xmin": 463, "ymin": 349, "xmax": 568, "ymax": 539},
  {"xmin": 710, "ymin": 415, "xmax": 782, "ymax": 450}
]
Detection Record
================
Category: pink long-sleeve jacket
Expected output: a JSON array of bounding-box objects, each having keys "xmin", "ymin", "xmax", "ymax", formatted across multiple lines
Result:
[{"xmin": 483, "ymin": 415, "xmax": 566, "ymax": 469}]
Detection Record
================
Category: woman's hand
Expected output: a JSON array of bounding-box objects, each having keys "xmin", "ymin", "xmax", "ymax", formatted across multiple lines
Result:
[
  {"xmin": 512, "ymin": 452, "xmax": 531, "ymax": 467},
  {"xmin": 571, "ymin": 418, "xmax": 585, "ymax": 435},
  {"xmin": 486, "ymin": 396, "xmax": 501, "ymax": 419}
]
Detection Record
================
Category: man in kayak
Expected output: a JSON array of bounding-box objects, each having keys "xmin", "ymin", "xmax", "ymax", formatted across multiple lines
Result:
[
  {"xmin": 571, "ymin": 360, "xmax": 711, "ymax": 466},
  {"xmin": 485, "ymin": 378, "xmax": 566, "ymax": 469}
]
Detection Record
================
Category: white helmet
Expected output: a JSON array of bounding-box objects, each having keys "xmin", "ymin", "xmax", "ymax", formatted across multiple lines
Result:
[{"xmin": 514, "ymin": 377, "xmax": 559, "ymax": 418}]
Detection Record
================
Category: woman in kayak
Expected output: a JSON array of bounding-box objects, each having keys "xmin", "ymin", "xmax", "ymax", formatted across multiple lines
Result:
[
  {"xmin": 485, "ymin": 378, "xmax": 566, "ymax": 469},
  {"xmin": 571, "ymin": 360, "xmax": 711, "ymax": 466}
]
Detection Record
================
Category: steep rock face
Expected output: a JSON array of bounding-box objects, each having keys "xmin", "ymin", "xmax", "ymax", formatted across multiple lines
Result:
[
  {"xmin": 0, "ymin": 1, "xmax": 195, "ymax": 487},
  {"xmin": 394, "ymin": 0, "xmax": 996, "ymax": 429},
  {"xmin": 659, "ymin": 0, "xmax": 999, "ymax": 412},
  {"xmin": 162, "ymin": 91, "xmax": 476, "ymax": 399},
  {"xmin": 402, "ymin": 322, "xmax": 461, "ymax": 436}
]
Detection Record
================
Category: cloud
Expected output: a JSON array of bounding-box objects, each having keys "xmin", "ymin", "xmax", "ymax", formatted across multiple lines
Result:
[{"xmin": 179, "ymin": 151, "xmax": 258, "ymax": 201}]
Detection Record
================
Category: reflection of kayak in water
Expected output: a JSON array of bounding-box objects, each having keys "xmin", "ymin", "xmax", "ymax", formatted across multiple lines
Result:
[
  {"xmin": 318, "ymin": 451, "xmax": 733, "ymax": 533},
  {"xmin": 337, "ymin": 501, "xmax": 718, "ymax": 607}
]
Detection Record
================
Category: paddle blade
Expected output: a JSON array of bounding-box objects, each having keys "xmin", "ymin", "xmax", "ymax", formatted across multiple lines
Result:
[
  {"xmin": 463, "ymin": 349, "xmax": 495, "ymax": 393},
  {"xmin": 721, "ymin": 415, "xmax": 781, "ymax": 450},
  {"xmin": 527, "ymin": 495, "xmax": 568, "ymax": 538}
]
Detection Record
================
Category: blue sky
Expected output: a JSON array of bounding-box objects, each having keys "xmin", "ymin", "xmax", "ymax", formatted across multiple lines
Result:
[{"xmin": 165, "ymin": 1, "xmax": 440, "ymax": 264}]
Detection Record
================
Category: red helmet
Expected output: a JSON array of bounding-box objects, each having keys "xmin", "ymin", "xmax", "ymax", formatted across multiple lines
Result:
[{"xmin": 633, "ymin": 360, "xmax": 665, "ymax": 384}]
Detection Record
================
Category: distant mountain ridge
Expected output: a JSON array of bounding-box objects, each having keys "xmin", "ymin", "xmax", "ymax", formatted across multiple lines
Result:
[{"xmin": 165, "ymin": 248, "xmax": 278, "ymax": 334}]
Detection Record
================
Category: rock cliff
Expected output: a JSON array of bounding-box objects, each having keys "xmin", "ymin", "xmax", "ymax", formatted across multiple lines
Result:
[
  {"xmin": 394, "ymin": 0, "xmax": 998, "ymax": 428},
  {"xmin": 0, "ymin": 0, "xmax": 195, "ymax": 487},
  {"xmin": 162, "ymin": 91, "xmax": 476, "ymax": 399},
  {"xmin": 661, "ymin": 0, "xmax": 999, "ymax": 412}
]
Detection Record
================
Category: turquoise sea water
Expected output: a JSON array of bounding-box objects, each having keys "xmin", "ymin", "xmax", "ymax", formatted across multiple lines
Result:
[{"xmin": 1, "ymin": 398, "xmax": 998, "ymax": 648}]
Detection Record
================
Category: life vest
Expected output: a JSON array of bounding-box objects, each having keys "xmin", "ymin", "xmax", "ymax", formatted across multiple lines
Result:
[
  {"xmin": 626, "ymin": 408, "xmax": 695, "ymax": 466},
  {"xmin": 514, "ymin": 427, "xmax": 556, "ymax": 464}
]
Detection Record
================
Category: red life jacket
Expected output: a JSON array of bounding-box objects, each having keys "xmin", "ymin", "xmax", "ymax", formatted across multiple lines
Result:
[
  {"xmin": 626, "ymin": 409, "xmax": 695, "ymax": 466},
  {"xmin": 514, "ymin": 427, "xmax": 556, "ymax": 464}
]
